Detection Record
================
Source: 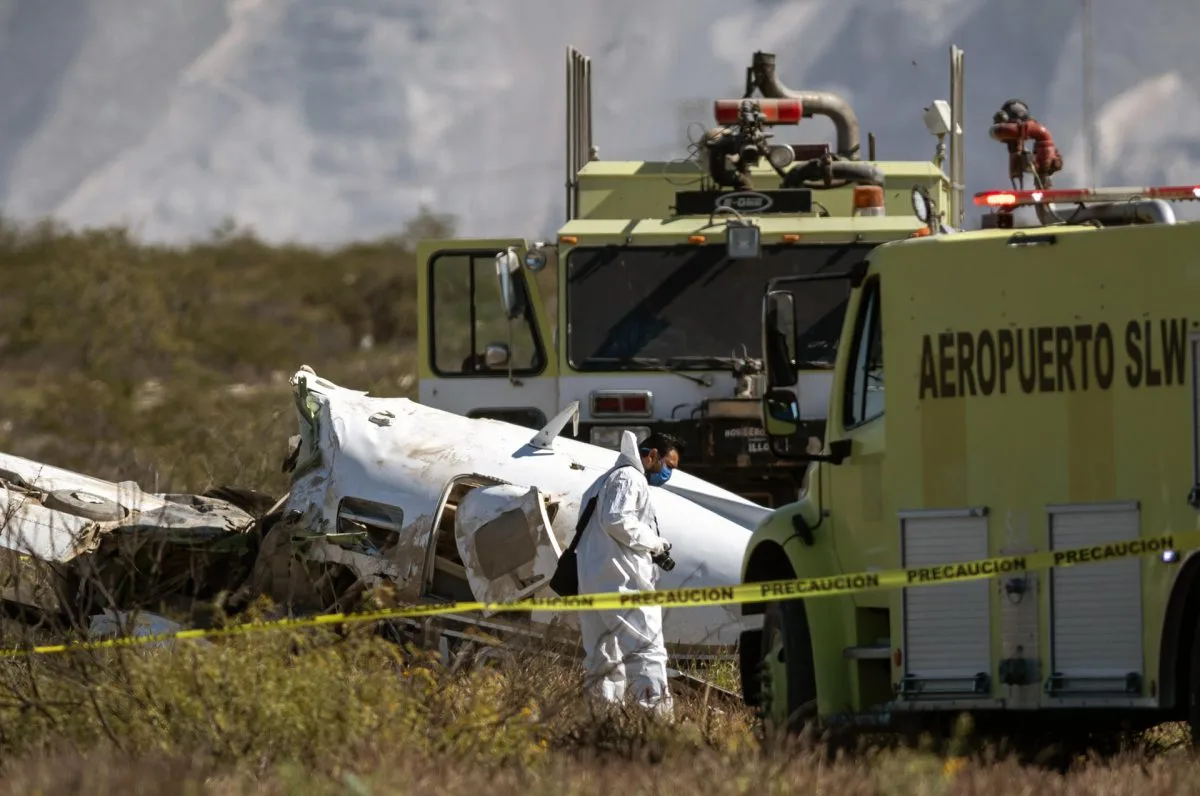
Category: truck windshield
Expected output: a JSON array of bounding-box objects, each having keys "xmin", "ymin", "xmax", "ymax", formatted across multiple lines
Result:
[{"xmin": 566, "ymin": 243, "xmax": 871, "ymax": 371}]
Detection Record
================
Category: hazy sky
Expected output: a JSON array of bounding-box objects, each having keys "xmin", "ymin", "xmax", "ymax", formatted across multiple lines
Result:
[{"xmin": 0, "ymin": 0, "xmax": 1195, "ymax": 243}]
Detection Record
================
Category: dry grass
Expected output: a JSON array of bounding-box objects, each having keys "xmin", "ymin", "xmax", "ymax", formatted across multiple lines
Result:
[
  {"xmin": 1, "ymin": 620, "xmax": 1195, "ymax": 796},
  {"xmin": 0, "ymin": 214, "xmax": 1197, "ymax": 793}
]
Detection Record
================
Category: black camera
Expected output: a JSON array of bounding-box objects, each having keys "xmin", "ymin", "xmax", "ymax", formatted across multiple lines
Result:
[{"xmin": 652, "ymin": 543, "xmax": 676, "ymax": 572}]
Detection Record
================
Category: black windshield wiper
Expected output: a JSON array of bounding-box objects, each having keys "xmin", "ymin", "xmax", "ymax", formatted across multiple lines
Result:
[
  {"xmin": 665, "ymin": 355, "xmax": 745, "ymax": 369},
  {"xmin": 582, "ymin": 357, "xmax": 713, "ymax": 386},
  {"xmin": 668, "ymin": 350, "xmax": 839, "ymax": 371},
  {"xmin": 666, "ymin": 355, "xmax": 772, "ymax": 377}
]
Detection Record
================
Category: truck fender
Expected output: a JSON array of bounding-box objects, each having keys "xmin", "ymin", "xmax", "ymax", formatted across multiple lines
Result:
[
  {"xmin": 740, "ymin": 499, "xmax": 854, "ymax": 717},
  {"xmin": 1158, "ymin": 549, "xmax": 1200, "ymax": 710}
]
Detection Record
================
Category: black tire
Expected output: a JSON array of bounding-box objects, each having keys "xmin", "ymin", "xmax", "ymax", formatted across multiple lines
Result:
[
  {"xmin": 43, "ymin": 489, "xmax": 127, "ymax": 522},
  {"xmin": 759, "ymin": 598, "xmax": 818, "ymax": 736},
  {"xmin": 1187, "ymin": 610, "xmax": 1200, "ymax": 746},
  {"xmin": 739, "ymin": 628, "xmax": 764, "ymax": 706}
]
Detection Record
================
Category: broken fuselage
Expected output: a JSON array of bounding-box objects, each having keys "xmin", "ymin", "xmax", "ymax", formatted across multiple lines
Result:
[{"xmin": 279, "ymin": 367, "xmax": 767, "ymax": 654}]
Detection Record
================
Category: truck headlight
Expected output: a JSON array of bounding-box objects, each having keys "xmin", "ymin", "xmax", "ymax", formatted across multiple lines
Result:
[{"xmin": 726, "ymin": 222, "xmax": 760, "ymax": 259}]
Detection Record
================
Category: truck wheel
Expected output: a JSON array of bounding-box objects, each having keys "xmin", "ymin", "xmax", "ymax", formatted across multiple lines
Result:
[
  {"xmin": 759, "ymin": 598, "xmax": 818, "ymax": 736},
  {"xmin": 1187, "ymin": 611, "xmax": 1200, "ymax": 746}
]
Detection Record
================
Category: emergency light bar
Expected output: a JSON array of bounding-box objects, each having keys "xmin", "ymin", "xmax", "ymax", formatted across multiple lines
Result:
[
  {"xmin": 975, "ymin": 185, "xmax": 1200, "ymax": 208},
  {"xmin": 713, "ymin": 98, "xmax": 802, "ymax": 126}
]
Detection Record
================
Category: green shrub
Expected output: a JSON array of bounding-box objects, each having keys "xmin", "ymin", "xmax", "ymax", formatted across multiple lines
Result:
[{"xmin": 0, "ymin": 210, "xmax": 450, "ymax": 493}]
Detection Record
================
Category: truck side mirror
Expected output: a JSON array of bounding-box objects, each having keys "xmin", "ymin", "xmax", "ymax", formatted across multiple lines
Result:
[
  {"xmin": 762, "ymin": 388, "xmax": 800, "ymax": 438},
  {"xmin": 495, "ymin": 248, "xmax": 525, "ymax": 321},
  {"xmin": 483, "ymin": 342, "xmax": 511, "ymax": 368},
  {"xmin": 763, "ymin": 290, "xmax": 798, "ymax": 388}
]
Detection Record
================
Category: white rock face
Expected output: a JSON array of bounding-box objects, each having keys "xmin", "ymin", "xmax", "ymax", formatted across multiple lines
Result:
[{"xmin": 0, "ymin": 0, "xmax": 1196, "ymax": 244}]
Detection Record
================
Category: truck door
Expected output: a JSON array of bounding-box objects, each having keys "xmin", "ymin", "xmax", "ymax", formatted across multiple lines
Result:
[
  {"xmin": 417, "ymin": 239, "xmax": 558, "ymax": 429},
  {"xmin": 1191, "ymin": 328, "xmax": 1200, "ymax": 510},
  {"xmin": 827, "ymin": 274, "xmax": 890, "ymax": 590},
  {"xmin": 452, "ymin": 483, "xmax": 564, "ymax": 613}
]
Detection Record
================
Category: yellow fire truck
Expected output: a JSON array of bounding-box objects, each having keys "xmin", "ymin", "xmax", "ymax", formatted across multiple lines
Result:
[
  {"xmin": 739, "ymin": 103, "xmax": 1200, "ymax": 743},
  {"xmin": 415, "ymin": 46, "xmax": 966, "ymax": 507}
]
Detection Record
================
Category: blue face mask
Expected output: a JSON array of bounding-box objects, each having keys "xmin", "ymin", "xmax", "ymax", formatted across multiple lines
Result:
[
  {"xmin": 640, "ymin": 446, "xmax": 673, "ymax": 487},
  {"xmin": 647, "ymin": 466, "xmax": 672, "ymax": 487}
]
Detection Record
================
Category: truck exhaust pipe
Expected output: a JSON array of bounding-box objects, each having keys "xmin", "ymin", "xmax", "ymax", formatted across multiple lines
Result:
[
  {"xmin": 566, "ymin": 46, "xmax": 594, "ymax": 222},
  {"xmin": 949, "ymin": 44, "xmax": 965, "ymax": 229},
  {"xmin": 746, "ymin": 51, "xmax": 862, "ymax": 160}
]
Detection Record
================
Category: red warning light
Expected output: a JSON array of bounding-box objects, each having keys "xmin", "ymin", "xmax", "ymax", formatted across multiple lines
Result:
[
  {"xmin": 714, "ymin": 98, "xmax": 802, "ymax": 126},
  {"xmin": 590, "ymin": 390, "xmax": 653, "ymax": 417},
  {"xmin": 974, "ymin": 185, "xmax": 1200, "ymax": 208},
  {"xmin": 622, "ymin": 394, "xmax": 650, "ymax": 414}
]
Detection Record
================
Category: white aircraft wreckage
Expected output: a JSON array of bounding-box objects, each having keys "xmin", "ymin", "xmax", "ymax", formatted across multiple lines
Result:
[
  {"xmin": 0, "ymin": 366, "xmax": 770, "ymax": 663},
  {"xmin": 0, "ymin": 452, "xmax": 259, "ymax": 617}
]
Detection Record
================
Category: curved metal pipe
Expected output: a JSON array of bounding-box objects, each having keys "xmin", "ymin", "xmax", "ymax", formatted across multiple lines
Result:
[
  {"xmin": 989, "ymin": 119, "xmax": 1063, "ymax": 185},
  {"xmin": 782, "ymin": 159, "xmax": 884, "ymax": 190},
  {"xmin": 749, "ymin": 51, "xmax": 862, "ymax": 160}
]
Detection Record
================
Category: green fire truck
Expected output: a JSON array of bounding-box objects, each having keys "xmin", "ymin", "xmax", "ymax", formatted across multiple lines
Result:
[
  {"xmin": 415, "ymin": 45, "xmax": 966, "ymax": 507},
  {"xmin": 740, "ymin": 100, "xmax": 1200, "ymax": 745}
]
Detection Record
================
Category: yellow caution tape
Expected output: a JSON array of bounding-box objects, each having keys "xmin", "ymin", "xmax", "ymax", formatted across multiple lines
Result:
[{"xmin": 3, "ymin": 530, "xmax": 1196, "ymax": 658}]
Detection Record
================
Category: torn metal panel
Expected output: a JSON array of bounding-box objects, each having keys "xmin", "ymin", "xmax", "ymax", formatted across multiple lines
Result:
[
  {"xmin": 245, "ymin": 522, "xmax": 329, "ymax": 613},
  {"xmin": 0, "ymin": 553, "xmax": 65, "ymax": 613},
  {"xmin": 454, "ymin": 484, "xmax": 563, "ymax": 609},
  {"xmin": 0, "ymin": 451, "xmax": 258, "ymax": 614},
  {"xmin": 0, "ymin": 452, "xmax": 256, "ymax": 542},
  {"xmin": 0, "ymin": 491, "xmax": 99, "ymax": 562}
]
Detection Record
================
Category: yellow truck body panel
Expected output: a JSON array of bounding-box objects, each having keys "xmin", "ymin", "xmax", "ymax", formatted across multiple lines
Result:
[{"xmin": 743, "ymin": 220, "xmax": 1200, "ymax": 727}]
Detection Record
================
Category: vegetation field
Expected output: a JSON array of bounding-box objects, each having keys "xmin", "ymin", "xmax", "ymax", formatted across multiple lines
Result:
[{"xmin": 0, "ymin": 214, "xmax": 1197, "ymax": 794}]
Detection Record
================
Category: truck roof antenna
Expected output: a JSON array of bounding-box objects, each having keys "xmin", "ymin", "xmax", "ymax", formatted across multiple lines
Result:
[{"xmin": 949, "ymin": 44, "xmax": 965, "ymax": 229}]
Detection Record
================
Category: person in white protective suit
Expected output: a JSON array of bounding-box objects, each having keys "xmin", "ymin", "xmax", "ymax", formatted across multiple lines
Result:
[{"xmin": 576, "ymin": 429, "xmax": 682, "ymax": 716}]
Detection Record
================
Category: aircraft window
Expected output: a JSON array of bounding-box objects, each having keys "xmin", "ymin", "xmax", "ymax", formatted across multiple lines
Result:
[
  {"xmin": 844, "ymin": 278, "xmax": 884, "ymax": 428},
  {"xmin": 430, "ymin": 251, "xmax": 546, "ymax": 377}
]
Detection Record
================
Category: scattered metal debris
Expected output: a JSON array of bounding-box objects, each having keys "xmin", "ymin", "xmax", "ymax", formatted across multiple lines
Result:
[{"xmin": 0, "ymin": 367, "xmax": 766, "ymax": 669}]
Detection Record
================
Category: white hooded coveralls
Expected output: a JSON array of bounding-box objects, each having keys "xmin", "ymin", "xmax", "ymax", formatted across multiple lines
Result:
[{"xmin": 576, "ymin": 430, "xmax": 673, "ymax": 714}]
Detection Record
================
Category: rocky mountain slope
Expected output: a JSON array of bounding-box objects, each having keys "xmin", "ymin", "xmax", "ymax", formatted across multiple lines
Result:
[{"xmin": 0, "ymin": 0, "xmax": 1196, "ymax": 244}]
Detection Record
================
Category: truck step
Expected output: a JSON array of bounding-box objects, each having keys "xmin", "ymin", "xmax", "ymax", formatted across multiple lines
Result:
[
  {"xmin": 843, "ymin": 644, "xmax": 891, "ymax": 660},
  {"xmin": 823, "ymin": 710, "xmax": 893, "ymax": 728}
]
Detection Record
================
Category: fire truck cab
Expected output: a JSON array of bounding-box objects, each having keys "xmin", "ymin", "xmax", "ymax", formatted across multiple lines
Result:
[{"xmin": 415, "ymin": 46, "xmax": 966, "ymax": 507}]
